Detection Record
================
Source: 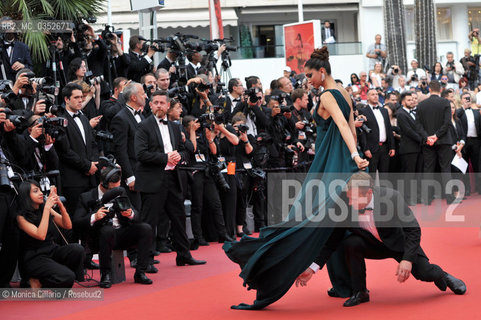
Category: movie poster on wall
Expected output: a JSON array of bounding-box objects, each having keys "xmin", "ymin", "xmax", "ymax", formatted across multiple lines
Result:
[{"xmin": 283, "ymin": 20, "xmax": 322, "ymax": 74}]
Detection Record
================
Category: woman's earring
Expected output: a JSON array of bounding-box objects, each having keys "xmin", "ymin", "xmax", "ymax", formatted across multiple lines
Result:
[{"xmin": 321, "ymin": 73, "xmax": 325, "ymax": 82}]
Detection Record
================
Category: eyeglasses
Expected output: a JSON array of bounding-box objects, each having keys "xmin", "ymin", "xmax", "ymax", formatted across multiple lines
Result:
[
  {"xmin": 305, "ymin": 73, "xmax": 313, "ymax": 79},
  {"xmin": 361, "ymin": 75, "xmax": 367, "ymax": 77}
]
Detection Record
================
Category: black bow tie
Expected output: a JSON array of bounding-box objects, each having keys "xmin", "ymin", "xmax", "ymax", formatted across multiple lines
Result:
[
  {"xmin": 465, "ymin": 107, "xmax": 471, "ymax": 110},
  {"xmin": 159, "ymin": 118, "xmax": 168, "ymax": 125},
  {"xmin": 233, "ymin": 98, "xmax": 241, "ymax": 102},
  {"xmin": 409, "ymin": 109, "xmax": 416, "ymax": 114},
  {"xmin": 358, "ymin": 207, "xmax": 373, "ymax": 214},
  {"xmin": 4, "ymin": 42, "xmax": 14, "ymax": 48},
  {"xmin": 372, "ymin": 106, "xmax": 379, "ymax": 110},
  {"xmin": 72, "ymin": 113, "xmax": 81, "ymax": 118},
  {"xmin": 134, "ymin": 110, "xmax": 142, "ymax": 116}
]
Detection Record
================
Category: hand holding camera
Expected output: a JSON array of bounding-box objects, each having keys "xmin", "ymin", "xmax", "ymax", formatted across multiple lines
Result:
[{"xmin": 95, "ymin": 207, "xmax": 109, "ymax": 222}]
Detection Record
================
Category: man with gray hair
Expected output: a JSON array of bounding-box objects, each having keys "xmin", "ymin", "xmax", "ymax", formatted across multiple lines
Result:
[
  {"xmin": 444, "ymin": 51, "xmax": 465, "ymax": 85},
  {"xmin": 110, "ymin": 82, "xmax": 146, "ymax": 211}
]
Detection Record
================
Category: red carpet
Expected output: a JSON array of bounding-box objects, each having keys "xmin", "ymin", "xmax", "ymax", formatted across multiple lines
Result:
[{"xmin": 2, "ymin": 196, "xmax": 481, "ymax": 320}]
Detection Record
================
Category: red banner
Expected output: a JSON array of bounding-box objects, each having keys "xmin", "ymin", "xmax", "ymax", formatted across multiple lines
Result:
[{"xmin": 284, "ymin": 22, "xmax": 316, "ymax": 74}]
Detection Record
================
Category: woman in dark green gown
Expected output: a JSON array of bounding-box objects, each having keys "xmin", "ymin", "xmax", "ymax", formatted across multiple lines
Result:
[{"xmin": 223, "ymin": 47, "xmax": 369, "ymax": 310}]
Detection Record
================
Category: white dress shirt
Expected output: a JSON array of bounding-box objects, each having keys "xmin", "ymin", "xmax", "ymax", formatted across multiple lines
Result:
[
  {"xmin": 465, "ymin": 108, "xmax": 478, "ymax": 138},
  {"xmin": 67, "ymin": 109, "xmax": 86, "ymax": 144},
  {"xmin": 370, "ymin": 104, "xmax": 386, "ymax": 143},
  {"xmin": 228, "ymin": 93, "xmax": 241, "ymax": 112},
  {"xmin": 156, "ymin": 117, "xmax": 175, "ymax": 170},
  {"xmin": 126, "ymin": 104, "xmax": 142, "ymax": 124}
]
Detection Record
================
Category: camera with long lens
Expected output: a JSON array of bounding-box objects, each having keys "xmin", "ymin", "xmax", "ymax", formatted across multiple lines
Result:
[
  {"xmin": 2, "ymin": 108, "xmax": 28, "ymax": 130},
  {"xmin": 0, "ymin": 160, "xmax": 11, "ymax": 192},
  {"xmin": 198, "ymin": 111, "xmax": 224, "ymax": 130},
  {"xmin": 237, "ymin": 124, "xmax": 249, "ymax": 134},
  {"xmin": 93, "ymin": 130, "xmax": 114, "ymax": 142},
  {"xmin": 356, "ymin": 117, "xmax": 372, "ymax": 134},
  {"xmin": 410, "ymin": 73, "xmax": 418, "ymax": 82},
  {"xmin": 302, "ymin": 120, "xmax": 314, "ymax": 134},
  {"xmin": 37, "ymin": 115, "xmax": 68, "ymax": 139},
  {"xmin": 195, "ymin": 82, "xmax": 213, "ymax": 92},
  {"xmin": 247, "ymin": 87, "xmax": 261, "ymax": 104},
  {"xmin": 280, "ymin": 105, "xmax": 293, "ymax": 114},
  {"xmin": 101, "ymin": 25, "xmax": 122, "ymax": 42},
  {"xmin": 141, "ymin": 40, "xmax": 166, "ymax": 53},
  {"xmin": 168, "ymin": 86, "xmax": 189, "ymax": 106},
  {"xmin": 207, "ymin": 160, "xmax": 230, "ymax": 192},
  {"xmin": 86, "ymin": 74, "xmax": 104, "ymax": 85}
]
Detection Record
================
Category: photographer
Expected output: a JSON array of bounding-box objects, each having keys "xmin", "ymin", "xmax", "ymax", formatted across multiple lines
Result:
[
  {"xmin": 73, "ymin": 166, "xmax": 154, "ymax": 288},
  {"xmin": 231, "ymin": 113, "xmax": 255, "ymax": 236},
  {"xmin": 366, "ymin": 34, "xmax": 387, "ymax": 71},
  {"xmin": 460, "ymin": 49, "xmax": 477, "ymax": 90},
  {"xmin": 386, "ymin": 64, "xmax": 403, "ymax": 89},
  {"xmin": 10, "ymin": 70, "xmax": 46, "ymax": 116},
  {"xmin": 127, "ymin": 35, "xmax": 155, "ymax": 82},
  {"xmin": 222, "ymin": 78, "xmax": 244, "ymax": 123},
  {"xmin": 106, "ymin": 33, "xmax": 130, "ymax": 79},
  {"xmin": 17, "ymin": 183, "xmax": 84, "ymax": 288},
  {"xmin": 102, "ymin": 77, "xmax": 128, "ymax": 131},
  {"xmin": 417, "ymin": 76, "xmax": 430, "ymax": 94},
  {"xmin": 186, "ymin": 50, "xmax": 203, "ymax": 80},
  {"xmin": 469, "ymin": 28, "xmax": 481, "ymax": 56},
  {"xmin": 54, "ymin": 83, "xmax": 99, "ymax": 229},
  {"xmin": 290, "ymin": 89, "xmax": 314, "ymax": 169},
  {"xmin": 272, "ymin": 76, "xmax": 293, "ymax": 105},
  {"xmin": 187, "ymin": 74, "xmax": 217, "ymax": 117},
  {"xmin": 157, "ymin": 49, "xmax": 178, "ymax": 87},
  {"xmin": 213, "ymin": 119, "xmax": 239, "ymax": 239},
  {"xmin": 72, "ymin": 80, "xmax": 101, "ymax": 121},
  {"xmin": 443, "ymin": 52, "xmax": 464, "ymax": 85},
  {"xmin": 182, "ymin": 115, "xmax": 233, "ymax": 245},
  {"xmin": 406, "ymin": 59, "xmax": 426, "ymax": 88},
  {"xmin": 0, "ymin": 16, "xmax": 33, "ymax": 82}
]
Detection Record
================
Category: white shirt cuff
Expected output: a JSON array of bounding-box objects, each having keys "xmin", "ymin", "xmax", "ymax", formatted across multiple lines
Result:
[
  {"xmin": 144, "ymin": 55, "xmax": 152, "ymax": 64},
  {"xmin": 44, "ymin": 144, "xmax": 53, "ymax": 151},
  {"xmin": 128, "ymin": 211, "xmax": 135, "ymax": 220},
  {"xmin": 30, "ymin": 136, "xmax": 38, "ymax": 143},
  {"xmin": 126, "ymin": 176, "xmax": 135, "ymax": 185},
  {"xmin": 309, "ymin": 262, "xmax": 320, "ymax": 273},
  {"xmin": 90, "ymin": 214, "xmax": 96, "ymax": 226}
]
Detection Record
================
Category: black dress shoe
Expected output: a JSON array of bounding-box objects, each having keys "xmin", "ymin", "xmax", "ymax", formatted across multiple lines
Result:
[
  {"xmin": 327, "ymin": 288, "xmax": 342, "ymax": 298},
  {"xmin": 198, "ymin": 238, "xmax": 209, "ymax": 246},
  {"xmin": 134, "ymin": 272, "xmax": 153, "ymax": 285},
  {"xmin": 130, "ymin": 258, "xmax": 137, "ymax": 268},
  {"xmin": 218, "ymin": 234, "xmax": 235, "ymax": 243},
  {"xmin": 343, "ymin": 290, "xmax": 370, "ymax": 307},
  {"xmin": 444, "ymin": 273, "xmax": 467, "ymax": 295},
  {"xmin": 145, "ymin": 264, "xmax": 158, "ymax": 273},
  {"xmin": 153, "ymin": 250, "xmax": 161, "ymax": 256},
  {"xmin": 153, "ymin": 259, "xmax": 160, "ymax": 264},
  {"xmin": 176, "ymin": 256, "xmax": 207, "ymax": 266},
  {"xmin": 157, "ymin": 245, "xmax": 172, "ymax": 253},
  {"xmin": 243, "ymin": 227, "xmax": 252, "ymax": 235},
  {"xmin": 100, "ymin": 273, "xmax": 112, "ymax": 289},
  {"xmin": 85, "ymin": 260, "xmax": 100, "ymax": 270},
  {"xmin": 237, "ymin": 231, "xmax": 245, "ymax": 237}
]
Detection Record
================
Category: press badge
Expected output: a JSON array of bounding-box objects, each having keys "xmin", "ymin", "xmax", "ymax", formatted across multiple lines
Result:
[
  {"xmin": 195, "ymin": 154, "xmax": 206, "ymax": 162},
  {"xmin": 298, "ymin": 131, "xmax": 307, "ymax": 140},
  {"xmin": 243, "ymin": 162, "xmax": 252, "ymax": 169}
]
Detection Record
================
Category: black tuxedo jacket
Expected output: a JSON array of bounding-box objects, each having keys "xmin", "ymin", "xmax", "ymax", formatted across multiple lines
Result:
[
  {"xmin": 54, "ymin": 110, "xmax": 99, "ymax": 188},
  {"xmin": 359, "ymin": 105, "xmax": 395, "ymax": 153},
  {"xmin": 127, "ymin": 51, "xmax": 153, "ymax": 82},
  {"xmin": 1, "ymin": 41, "xmax": 33, "ymax": 82},
  {"xmin": 134, "ymin": 115, "xmax": 189, "ymax": 193},
  {"xmin": 73, "ymin": 187, "xmax": 139, "ymax": 233},
  {"xmin": 231, "ymin": 101, "xmax": 270, "ymax": 131},
  {"xmin": 111, "ymin": 106, "xmax": 145, "ymax": 181},
  {"xmin": 415, "ymin": 95, "xmax": 451, "ymax": 145},
  {"xmin": 314, "ymin": 186, "xmax": 423, "ymax": 268},
  {"xmin": 455, "ymin": 107, "xmax": 481, "ymax": 138},
  {"xmin": 185, "ymin": 63, "xmax": 198, "ymax": 80},
  {"xmin": 397, "ymin": 108, "xmax": 422, "ymax": 155}
]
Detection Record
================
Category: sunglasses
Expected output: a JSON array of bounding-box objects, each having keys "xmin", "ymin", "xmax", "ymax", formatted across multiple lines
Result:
[{"xmin": 305, "ymin": 73, "xmax": 313, "ymax": 79}]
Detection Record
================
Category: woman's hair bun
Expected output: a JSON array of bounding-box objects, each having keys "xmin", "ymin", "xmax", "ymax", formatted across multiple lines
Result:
[{"xmin": 311, "ymin": 46, "xmax": 329, "ymax": 61}]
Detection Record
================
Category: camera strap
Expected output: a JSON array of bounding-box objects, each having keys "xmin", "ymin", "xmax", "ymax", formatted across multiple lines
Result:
[{"xmin": 52, "ymin": 220, "xmax": 69, "ymax": 246}]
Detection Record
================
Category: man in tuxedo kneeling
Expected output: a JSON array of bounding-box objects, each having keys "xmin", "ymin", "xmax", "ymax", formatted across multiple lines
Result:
[
  {"xmin": 73, "ymin": 165, "xmax": 155, "ymax": 288},
  {"xmin": 296, "ymin": 172, "xmax": 466, "ymax": 307}
]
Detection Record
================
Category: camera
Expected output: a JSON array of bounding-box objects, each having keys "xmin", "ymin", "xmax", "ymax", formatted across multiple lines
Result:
[
  {"xmin": 37, "ymin": 116, "xmax": 68, "ymax": 139},
  {"xmin": 302, "ymin": 120, "xmax": 314, "ymax": 134},
  {"xmin": 208, "ymin": 160, "xmax": 230, "ymax": 192},
  {"xmin": 411, "ymin": 74, "xmax": 418, "ymax": 81},
  {"xmin": 2, "ymin": 107, "xmax": 28, "ymax": 129},
  {"xmin": 93, "ymin": 130, "xmax": 114, "ymax": 142},
  {"xmin": 420, "ymin": 80, "xmax": 428, "ymax": 86},
  {"xmin": 392, "ymin": 67, "xmax": 399, "ymax": 74},
  {"xmin": 237, "ymin": 124, "xmax": 249, "ymax": 133},
  {"xmin": 271, "ymin": 92, "xmax": 288, "ymax": 104},
  {"xmin": 195, "ymin": 82, "xmax": 213, "ymax": 92},
  {"xmin": 356, "ymin": 117, "xmax": 372, "ymax": 134},
  {"xmin": 280, "ymin": 105, "xmax": 293, "ymax": 113},
  {"xmin": 101, "ymin": 25, "xmax": 122, "ymax": 42},
  {"xmin": 86, "ymin": 74, "xmax": 104, "ymax": 85},
  {"xmin": 247, "ymin": 87, "xmax": 261, "ymax": 104}
]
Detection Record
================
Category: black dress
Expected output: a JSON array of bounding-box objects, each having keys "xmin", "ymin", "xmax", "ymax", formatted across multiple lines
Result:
[{"xmin": 18, "ymin": 207, "xmax": 85, "ymax": 288}]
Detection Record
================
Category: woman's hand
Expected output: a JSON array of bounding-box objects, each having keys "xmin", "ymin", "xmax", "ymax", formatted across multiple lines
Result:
[{"xmin": 354, "ymin": 155, "xmax": 369, "ymax": 170}]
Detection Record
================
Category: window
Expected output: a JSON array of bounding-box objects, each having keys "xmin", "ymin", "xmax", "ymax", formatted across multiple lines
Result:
[
  {"xmin": 436, "ymin": 8, "xmax": 452, "ymax": 40},
  {"xmin": 468, "ymin": 8, "xmax": 481, "ymax": 30},
  {"xmin": 405, "ymin": 8, "xmax": 415, "ymax": 42}
]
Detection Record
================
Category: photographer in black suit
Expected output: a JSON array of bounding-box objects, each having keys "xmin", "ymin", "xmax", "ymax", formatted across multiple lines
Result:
[
  {"xmin": 397, "ymin": 92, "xmax": 423, "ymax": 204},
  {"xmin": 297, "ymin": 172, "xmax": 466, "ymax": 307},
  {"xmin": 186, "ymin": 50, "xmax": 202, "ymax": 80},
  {"xmin": 111, "ymin": 82, "xmax": 146, "ymax": 210},
  {"xmin": 127, "ymin": 35, "xmax": 155, "ymax": 83},
  {"xmin": 456, "ymin": 92, "xmax": 481, "ymax": 195},
  {"xmin": 414, "ymin": 80, "xmax": 454, "ymax": 204},
  {"xmin": 73, "ymin": 165, "xmax": 154, "ymax": 288},
  {"xmin": 359, "ymin": 88, "xmax": 395, "ymax": 173},
  {"xmin": 135, "ymin": 90, "xmax": 206, "ymax": 266},
  {"xmin": 157, "ymin": 49, "xmax": 178, "ymax": 87}
]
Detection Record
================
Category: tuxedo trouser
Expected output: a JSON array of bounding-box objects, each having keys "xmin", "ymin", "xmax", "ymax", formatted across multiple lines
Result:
[
  {"xmin": 98, "ymin": 223, "xmax": 152, "ymax": 274},
  {"xmin": 400, "ymin": 152, "xmax": 424, "ymax": 202},
  {"xmin": 140, "ymin": 172, "xmax": 191, "ymax": 260},
  {"xmin": 422, "ymin": 144, "xmax": 452, "ymax": 200},
  {"xmin": 342, "ymin": 234, "xmax": 444, "ymax": 293},
  {"xmin": 462, "ymin": 137, "xmax": 481, "ymax": 193},
  {"xmin": 22, "ymin": 244, "xmax": 85, "ymax": 288},
  {"xmin": 63, "ymin": 186, "xmax": 92, "ymax": 243},
  {"xmin": 368, "ymin": 144, "xmax": 390, "ymax": 176},
  {"xmin": 0, "ymin": 190, "xmax": 18, "ymax": 287},
  {"xmin": 190, "ymin": 171, "xmax": 226, "ymax": 241},
  {"xmin": 220, "ymin": 174, "xmax": 237, "ymax": 238},
  {"xmin": 236, "ymin": 172, "xmax": 249, "ymax": 227}
]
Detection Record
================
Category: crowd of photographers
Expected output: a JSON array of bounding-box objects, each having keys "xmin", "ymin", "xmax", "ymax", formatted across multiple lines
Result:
[{"xmin": 1, "ymin": 20, "xmax": 480, "ymax": 291}]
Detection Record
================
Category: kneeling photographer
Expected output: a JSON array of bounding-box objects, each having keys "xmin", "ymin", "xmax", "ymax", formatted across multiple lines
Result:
[
  {"xmin": 182, "ymin": 115, "xmax": 233, "ymax": 247},
  {"xmin": 73, "ymin": 163, "xmax": 154, "ymax": 288}
]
